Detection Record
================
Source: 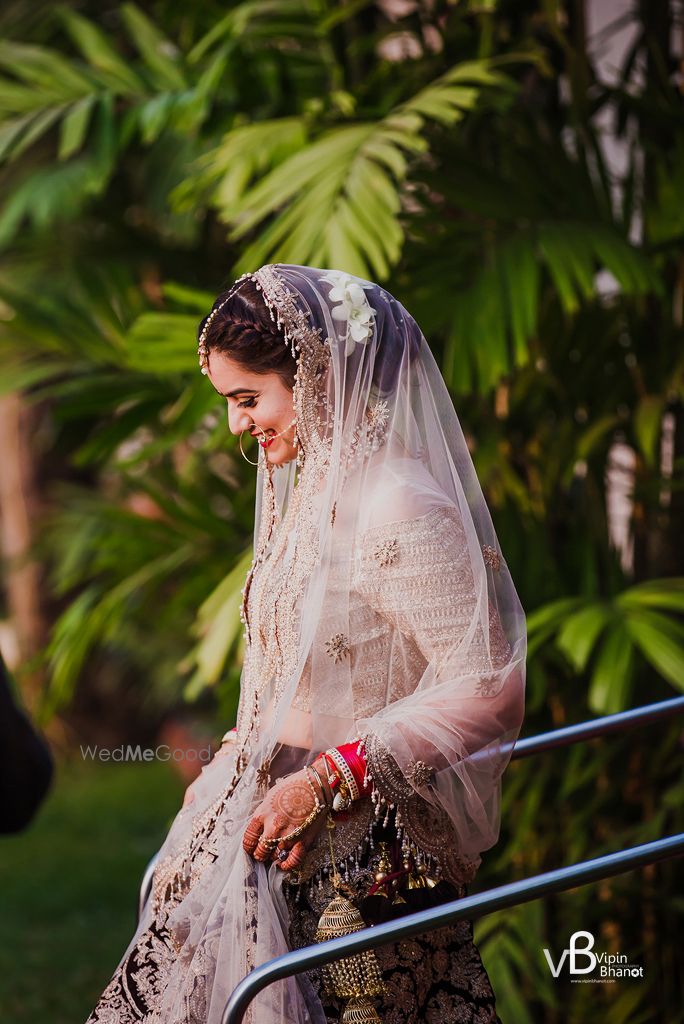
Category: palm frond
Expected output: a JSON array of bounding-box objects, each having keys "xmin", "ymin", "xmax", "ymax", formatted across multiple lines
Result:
[
  {"xmin": 204, "ymin": 60, "xmax": 517, "ymax": 279},
  {"xmin": 528, "ymin": 580, "xmax": 684, "ymax": 712},
  {"xmin": 442, "ymin": 222, "xmax": 662, "ymax": 394}
]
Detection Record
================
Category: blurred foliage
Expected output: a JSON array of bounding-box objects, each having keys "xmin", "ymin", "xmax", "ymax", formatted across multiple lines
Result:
[
  {"xmin": 0, "ymin": 0, "xmax": 682, "ymax": 1019},
  {"xmin": 0, "ymin": 757, "xmax": 184, "ymax": 1023}
]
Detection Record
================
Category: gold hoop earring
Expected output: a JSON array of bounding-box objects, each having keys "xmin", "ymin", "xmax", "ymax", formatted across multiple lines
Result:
[{"xmin": 239, "ymin": 431, "xmax": 260, "ymax": 466}]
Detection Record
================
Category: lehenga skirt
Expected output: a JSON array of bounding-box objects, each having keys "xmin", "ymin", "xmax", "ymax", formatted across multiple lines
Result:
[
  {"xmin": 85, "ymin": 742, "xmax": 502, "ymax": 1024},
  {"xmin": 283, "ymin": 806, "xmax": 503, "ymax": 1024}
]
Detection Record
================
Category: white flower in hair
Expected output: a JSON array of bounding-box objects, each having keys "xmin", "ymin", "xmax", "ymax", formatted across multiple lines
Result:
[{"xmin": 320, "ymin": 271, "xmax": 376, "ymax": 356}]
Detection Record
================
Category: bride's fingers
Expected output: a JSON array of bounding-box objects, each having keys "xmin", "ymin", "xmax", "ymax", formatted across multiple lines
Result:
[
  {"xmin": 271, "ymin": 837, "xmax": 294, "ymax": 863},
  {"xmin": 253, "ymin": 838, "xmax": 273, "ymax": 862},
  {"xmin": 255, "ymin": 822, "xmax": 289, "ymax": 862},
  {"xmin": 242, "ymin": 815, "xmax": 264, "ymax": 855},
  {"xmin": 277, "ymin": 841, "xmax": 307, "ymax": 872}
]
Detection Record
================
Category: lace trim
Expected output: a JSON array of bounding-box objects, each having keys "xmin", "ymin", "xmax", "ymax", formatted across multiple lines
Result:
[
  {"xmin": 361, "ymin": 732, "xmax": 479, "ymax": 887},
  {"xmin": 254, "ymin": 264, "xmax": 332, "ymax": 470}
]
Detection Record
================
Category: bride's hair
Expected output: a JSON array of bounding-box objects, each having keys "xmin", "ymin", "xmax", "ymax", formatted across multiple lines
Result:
[{"xmin": 197, "ymin": 279, "xmax": 297, "ymax": 389}]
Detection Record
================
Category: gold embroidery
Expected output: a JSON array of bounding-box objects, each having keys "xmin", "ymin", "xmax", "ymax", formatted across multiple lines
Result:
[
  {"xmin": 325, "ymin": 632, "xmax": 350, "ymax": 662},
  {"xmin": 363, "ymin": 731, "xmax": 414, "ymax": 804},
  {"xmin": 363, "ymin": 732, "xmax": 478, "ymax": 887},
  {"xmin": 475, "ymin": 675, "xmax": 499, "ymax": 697},
  {"xmin": 366, "ymin": 399, "xmax": 389, "ymax": 431},
  {"xmin": 256, "ymin": 758, "xmax": 272, "ymax": 790},
  {"xmin": 356, "ymin": 508, "xmax": 512, "ymax": 678},
  {"xmin": 407, "ymin": 759, "xmax": 435, "ymax": 787},
  {"xmin": 373, "ymin": 536, "xmax": 398, "ymax": 566},
  {"xmin": 348, "ymin": 398, "xmax": 390, "ymax": 465},
  {"xmin": 289, "ymin": 799, "xmax": 375, "ymax": 884},
  {"xmin": 232, "ymin": 264, "xmax": 338, "ymax": 770},
  {"xmin": 482, "ymin": 544, "xmax": 501, "ymax": 571},
  {"xmin": 235, "ymin": 267, "xmax": 394, "ymax": 773}
]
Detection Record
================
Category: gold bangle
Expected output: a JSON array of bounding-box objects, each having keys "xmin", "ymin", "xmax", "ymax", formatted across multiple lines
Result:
[
  {"xmin": 304, "ymin": 765, "xmax": 324, "ymax": 810},
  {"xmin": 309, "ymin": 763, "xmax": 331, "ymax": 808}
]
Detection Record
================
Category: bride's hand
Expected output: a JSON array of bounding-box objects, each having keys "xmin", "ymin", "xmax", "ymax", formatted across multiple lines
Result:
[{"xmin": 242, "ymin": 761, "xmax": 331, "ymax": 871}]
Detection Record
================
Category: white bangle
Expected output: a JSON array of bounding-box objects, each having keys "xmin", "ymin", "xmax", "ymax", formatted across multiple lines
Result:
[{"xmin": 325, "ymin": 747, "xmax": 360, "ymax": 801}]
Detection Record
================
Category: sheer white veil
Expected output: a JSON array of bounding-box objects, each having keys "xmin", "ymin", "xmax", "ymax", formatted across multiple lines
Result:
[{"xmin": 111, "ymin": 263, "xmax": 526, "ymax": 1024}]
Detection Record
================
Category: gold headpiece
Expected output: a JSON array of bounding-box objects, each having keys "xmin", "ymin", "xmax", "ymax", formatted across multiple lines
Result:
[{"xmin": 196, "ymin": 272, "xmax": 254, "ymax": 375}]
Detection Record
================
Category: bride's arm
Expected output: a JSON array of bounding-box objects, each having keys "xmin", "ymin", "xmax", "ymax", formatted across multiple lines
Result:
[{"xmin": 352, "ymin": 504, "xmax": 526, "ymax": 861}]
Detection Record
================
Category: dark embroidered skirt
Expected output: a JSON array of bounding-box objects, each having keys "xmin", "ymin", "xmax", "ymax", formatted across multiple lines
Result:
[{"xmin": 284, "ymin": 813, "xmax": 503, "ymax": 1024}]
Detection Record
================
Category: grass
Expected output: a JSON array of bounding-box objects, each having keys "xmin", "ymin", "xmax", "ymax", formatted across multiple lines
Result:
[{"xmin": 0, "ymin": 755, "xmax": 184, "ymax": 1023}]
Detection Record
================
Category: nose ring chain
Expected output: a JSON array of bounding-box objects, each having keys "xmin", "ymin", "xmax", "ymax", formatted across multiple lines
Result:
[{"xmin": 239, "ymin": 417, "xmax": 298, "ymax": 465}]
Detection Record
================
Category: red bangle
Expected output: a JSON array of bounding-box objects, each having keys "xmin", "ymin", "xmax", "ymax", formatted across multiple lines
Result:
[{"xmin": 334, "ymin": 740, "xmax": 372, "ymax": 797}]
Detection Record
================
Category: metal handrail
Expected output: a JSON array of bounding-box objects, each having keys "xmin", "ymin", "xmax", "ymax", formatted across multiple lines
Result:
[
  {"xmin": 510, "ymin": 695, "xmax": 684, "ymax": 760},
  {"xmin": 219, "ymin": 696, "xmax": 684, "ymax": 1022},
  {"xmin": 222, "ymin": 833, "xmax": 684, "ymax": 1024}
]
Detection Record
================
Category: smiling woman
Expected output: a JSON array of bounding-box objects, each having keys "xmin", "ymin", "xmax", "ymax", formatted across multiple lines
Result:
[
  {"xmin": 196, "ymin": 280, "xmax": 300, "ymax": 467},
  {"xmin": 209, "ymin": 355, "xmax": 298, "ymax": 465},
  {"xmin": 85, "ymin": 263, "xmax": 526, "ymax": 1024}
]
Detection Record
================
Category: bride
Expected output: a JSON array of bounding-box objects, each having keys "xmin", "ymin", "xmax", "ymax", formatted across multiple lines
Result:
[{"xmin": 86, "ymin": 263, "xmax": 526, "ymax": 1024}]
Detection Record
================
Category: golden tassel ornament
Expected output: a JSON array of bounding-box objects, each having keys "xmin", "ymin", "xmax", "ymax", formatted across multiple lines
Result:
[{"xmin": 314, "ymin": 814, "xmax": 386, "ymax": 1023}]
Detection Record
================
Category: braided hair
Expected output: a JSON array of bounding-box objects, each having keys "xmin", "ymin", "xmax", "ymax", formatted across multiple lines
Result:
[{"xmin": 197, "ymin": 279, "xmax": 297, "ymax": 389}]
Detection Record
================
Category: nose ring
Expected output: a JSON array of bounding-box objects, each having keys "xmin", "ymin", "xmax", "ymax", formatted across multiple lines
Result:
[{"xmin": 239, "ymin": 430, "xmax": 260, "ymax": 466}]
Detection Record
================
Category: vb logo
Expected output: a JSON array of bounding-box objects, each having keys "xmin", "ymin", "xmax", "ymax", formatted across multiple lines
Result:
[{"xmin": 543, "ymin": 930, "xmax": 597, "ymax": 977}]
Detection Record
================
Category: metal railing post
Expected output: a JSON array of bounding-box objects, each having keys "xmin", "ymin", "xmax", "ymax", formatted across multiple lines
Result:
[{"xmin": 221, "ymin": 833, "xmax": 684, "ymax": 1024}]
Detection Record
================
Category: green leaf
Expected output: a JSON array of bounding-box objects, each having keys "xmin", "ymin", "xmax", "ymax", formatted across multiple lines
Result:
[
  {"xmin": 45, "ymin": 546, "xmax": 193, "ymax": 712},
  {"xmin": 184, "ymin": 547, "xmax": 253, "ymax": 687},
  {"xmin": 5, "ymin": 105, "xmax": 69, "ymax": 164},
  {"xmin": 588, "ymin": 621, "xmax": 635, "ymax": 714},
  {"xmin": 576, "ymin": 414, "xmax": 622, "ymax": 461},
  {"xmin": 55, "ymin": 6, "xmax": 143, "ymax": 94},
  {"xmin": 0, "ymin": 40, "xmax": 95, "ymax": 96},
  {"xmin": 617, "ymin": 578, "xmax": 684, "ymax": 614},
  {"xmin": 555, "ymin": 603, "xmax": 612, "ymax": 672},
  {"xmin": 0, "ymin": 159, "xmax": 100, "ymax": 248},
  {"xmin": 625, "ymin": 609, "xmax": 684, "ymax": 690},
  {"xmin": 0, "ymin": 114, "xmax": 40, "ymax": 161},
  {"xmin": 499, "ymin": 233, "xmax": 539, "ymax": 366},
  {"xmin": 125, "ymin": 313, "xmax": 202, "ymax": 374},
  {"xmin": 120, "ymin": 3, "xmax": 187, "ymax": 91},
  {"xmin": 634, "ymin": 394, "xmax": 664, "ymax": 467},
  {"xmin": 137, "ymin": 93, "xmax": 177, "ymax": 145},
  {"xmin": 0, "ymin": 356, "xmax": 71, "ymax": 395},
  {"xmin": 161, "ymin": 282, "xmax": 216, "ymax": 311},
  {"xmin": 526, "ymin": 597, "xmax": 585, "ymax": 635},
  {"xmin": 212, "ymin": 59, "xmax": 512, "ymax": 278},
  {"xmin": 58, "ymin": 94, "xmax": 97, "ymax": 160}
]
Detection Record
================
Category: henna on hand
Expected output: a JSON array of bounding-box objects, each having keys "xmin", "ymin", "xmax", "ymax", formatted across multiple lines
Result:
[
  {"xmin": 271, "ymin": 779, "xmax": 314, "ymax": 819},
  {"xmin": 277, "ymin": 840, "xmax": 307, "ymax": 872},
  {"xmin": 253, "ymin": 839, "xmax": 272, "ymax": 862},
  {"xmin": 241, "ymin": 769, "xmax": 326, "ymax": 864},
  {"xmin": 242, "ymin": 814, "xmax": 264, "ymax": 855}
]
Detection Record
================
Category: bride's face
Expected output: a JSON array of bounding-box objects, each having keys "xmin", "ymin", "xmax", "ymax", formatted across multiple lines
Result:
[{"xmin": 206, "ymin": 351, "xmax": 297, "ymax": 466}]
